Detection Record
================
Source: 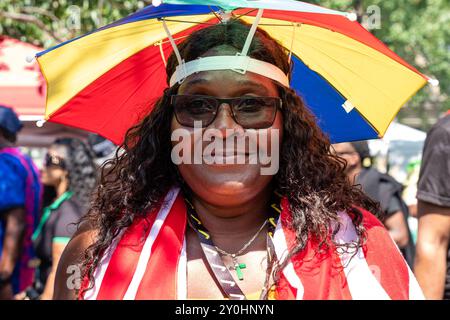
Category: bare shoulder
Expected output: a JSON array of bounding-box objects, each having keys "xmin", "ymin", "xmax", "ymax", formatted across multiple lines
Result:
[{"xmin": 53, "ymin": 221, "xmax": 99, "ymax": 300}]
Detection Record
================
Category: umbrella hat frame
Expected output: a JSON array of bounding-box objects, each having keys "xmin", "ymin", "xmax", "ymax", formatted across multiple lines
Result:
[{"xmin": 36, "ymin": 0, "xmax": 429, "ymax": 145}]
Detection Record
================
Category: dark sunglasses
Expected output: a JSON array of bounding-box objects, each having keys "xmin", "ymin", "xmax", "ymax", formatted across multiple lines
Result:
[
  {"xmin": 44, "ymin": 153, "xmax": 66, "ymax": 169},
  {"xmin": 170, "ymin": 95, "xmax": 282, "ymax": 129}
]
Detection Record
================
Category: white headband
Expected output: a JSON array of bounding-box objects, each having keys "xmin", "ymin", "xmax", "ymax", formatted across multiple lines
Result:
[{"xmin": 161, "ymin": 9, "xmax": 291, "ymax": 88}]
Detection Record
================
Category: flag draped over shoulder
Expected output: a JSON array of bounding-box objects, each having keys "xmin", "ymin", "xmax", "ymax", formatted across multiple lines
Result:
[{"xmin": 79, "ymin": 187, "xmax": 424, "ymax": 300}]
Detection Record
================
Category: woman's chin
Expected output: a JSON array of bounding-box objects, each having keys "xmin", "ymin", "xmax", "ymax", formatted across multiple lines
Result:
[
  {"xmin": 178, "ymin": 163, "xmax": 273, "ymax": 205},
  {"xmin": 209, "ymin": 180, "xmax": 248, "ymax": 195},
  {"xmin": 191, "ymin": 177, "xmax": 270, "ymax": 206}
]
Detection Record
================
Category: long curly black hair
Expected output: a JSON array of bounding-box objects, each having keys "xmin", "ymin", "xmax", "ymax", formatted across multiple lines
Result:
[
  {"xmin": 80, "ymin": 20, "xmax": 380, "ymax": 298},
  {"xmin": 52, "ymin": 137, "xmax": 98, "ymax": 213}
]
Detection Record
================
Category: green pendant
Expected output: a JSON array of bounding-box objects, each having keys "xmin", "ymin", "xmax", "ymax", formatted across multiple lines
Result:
[{"xmin": 234, "ymin": 263, "xmax": 246, "ymax": 281}]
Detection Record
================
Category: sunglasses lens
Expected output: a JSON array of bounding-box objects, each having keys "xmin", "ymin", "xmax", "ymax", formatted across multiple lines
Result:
[
  {"xmin": 173, "ymin": 96, "xmax": 216, "ymax": 127},
  {"xmin": 233, "ymin": 97, "xmax": 279, "ymax": 129}
]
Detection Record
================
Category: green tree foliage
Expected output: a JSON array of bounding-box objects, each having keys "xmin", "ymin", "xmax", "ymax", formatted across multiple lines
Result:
[
  {"xmin": 1, "ymin": 0, "xmax": 448, "ymax": 128},
  {"xmin": 0, "ymin": 1, "xmax": 151, "ymax": 47}
]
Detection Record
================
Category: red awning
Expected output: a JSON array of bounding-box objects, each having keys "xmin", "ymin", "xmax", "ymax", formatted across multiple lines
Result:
[{"xmin": 0, "ymin": 36, "xmax": 46, "ymax": 118}]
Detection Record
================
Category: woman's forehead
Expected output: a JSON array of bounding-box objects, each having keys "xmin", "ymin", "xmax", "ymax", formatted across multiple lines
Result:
[
  {"xmin": 332, "ymin": 143, "xmax": 355, "ymax": 153},
  {"xmin": 178, "ymin": 69, "xmax": 279, "ymax": 97}
]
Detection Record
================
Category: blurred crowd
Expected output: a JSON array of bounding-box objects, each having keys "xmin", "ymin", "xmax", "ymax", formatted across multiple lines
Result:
[
  {"xmin": 0, "ymin": 104, "xmax": 449, "ymax": 300},
  {"xmin": 0, "ymin": 105, "xmax": 116, "ymax": 300}
]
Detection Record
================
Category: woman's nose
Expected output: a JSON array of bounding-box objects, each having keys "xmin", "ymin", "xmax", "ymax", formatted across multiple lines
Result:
[{"xmin": 208, "ymin": 103, "xmax": 244, "ymax": 138}]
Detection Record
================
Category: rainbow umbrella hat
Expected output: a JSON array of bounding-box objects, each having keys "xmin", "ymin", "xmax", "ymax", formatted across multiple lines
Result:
[{"xmin": 36, "ymin": 0, "xmax": 430, "ymax": 145}]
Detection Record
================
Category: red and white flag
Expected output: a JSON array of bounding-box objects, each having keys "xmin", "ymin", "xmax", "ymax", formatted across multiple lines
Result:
[{"xmin": 80, "ymin": 187, "xmax": 424, "ymax": 300}]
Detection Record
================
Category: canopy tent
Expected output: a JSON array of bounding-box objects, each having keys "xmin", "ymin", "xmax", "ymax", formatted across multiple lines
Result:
[
  {"xmin": 368, "ymin": 122, "xmax": 426, "ymax": 183},
  {"xmin": 369, "ymin": 122, "xmax": 426, "ymax": 156},
  {"xmin": 0, "ymin": 36, "xmax": 45, "ymax": 118},
  {"xmin": 380, "ymin": 122, "xmax": 426, "ymax": 143},
  {"xmin": 0, "ymin": 36, "xmax": 88, "ymax": 149}
]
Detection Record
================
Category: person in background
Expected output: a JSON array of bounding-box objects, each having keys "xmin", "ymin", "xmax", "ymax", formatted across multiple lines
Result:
[
  {"xmin": 87, "ymin": 134, "xmax": 117, "ymax": 169},
  {"xmin": 414, "ymin": 111, "xmax": 450, "ymax": 299},
  {"xmin": 332, "ymin": 140, "xmax": 415, "ymax": 267},
  {"xmin": 16, "ymin": 137, "xmax": 97, "ymax": 300},
  {"xmin": 0, "ymin": 105, "xmax": 42, "ymax": 299},
  {"xmin": 402, "ymin": 159, "xmax": 422, "ymax": 244},
  {"xmin": 403, "ymin": 159, "xmax": 422, "ymax": 219}
]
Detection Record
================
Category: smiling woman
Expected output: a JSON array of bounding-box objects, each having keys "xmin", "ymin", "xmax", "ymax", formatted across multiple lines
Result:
[{"xmin": 53, "ymin": 19, "xmax": 423, "ymax": 300}]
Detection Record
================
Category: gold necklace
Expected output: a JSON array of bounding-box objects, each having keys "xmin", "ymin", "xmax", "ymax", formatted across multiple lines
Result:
[{"xmin": 213, "ymin": 220, "xmax": 268, "ymax": 280}]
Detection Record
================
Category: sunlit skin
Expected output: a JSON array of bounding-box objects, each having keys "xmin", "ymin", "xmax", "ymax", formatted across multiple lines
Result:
[
  {"xmin": 169, "ymin": 45, "xmax": 284, "ymax": 299},
  {"xmin": 173, "ymin": 72, "xmax": 282, "ymax": 205},
  {"xmin": 415, "ymin": 201, "xmax": 450, "ymax": 299}
]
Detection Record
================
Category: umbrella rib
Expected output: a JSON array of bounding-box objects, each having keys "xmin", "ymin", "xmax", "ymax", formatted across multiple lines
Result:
[
  {"xmin": 257, "ymin": 23, "xmax": 298, "ymax": 26},
  {"xmin": 233, "ymin": 8, "xmax": 259, "ymax": 20},
  {"xmin": 158, "ymin": 18, "xmax": 293, "ymax": 27},
  {"xmin": 156, "ymin": 18, "xmax": 217, "ymax": 25},
  {"xmin": 208, "ymin": 6, "xmax": 222, "ymax": 22},
  {"xmin": 153, "ymin": 35, "xmax": 190, "ymax": 46}
]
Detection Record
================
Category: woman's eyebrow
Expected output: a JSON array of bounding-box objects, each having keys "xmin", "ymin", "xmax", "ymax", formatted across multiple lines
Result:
[
  {"xmin": 182, "ymin": 78, "xmax": 269, "ymax": 95},
  {"xmin": 236, "ymin": 80, "xmax": 265, "ymax": 89},
  {"xmin": 183, "ymin": 78, "xmax": 209, "ymax": 86}
]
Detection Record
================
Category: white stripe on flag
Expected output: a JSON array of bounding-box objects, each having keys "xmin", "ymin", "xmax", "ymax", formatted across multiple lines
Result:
[
  {"xmin": 272, "ymin": 218, "xmax": 304, "ymax": 300},
  {"xmin": 335, "ymin": 212, "xmax": 391, "ymax": 300},
  {"xmin": 83, "ymin": 229, "xmax": 124, "ymax": 300},
  {"xmin": 177, "ymin": 237, "xmax": 187, "ymax": 300},
  {"xmin": 123, "ymin": 187, "xmax": 180, "ymax": 300}
]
